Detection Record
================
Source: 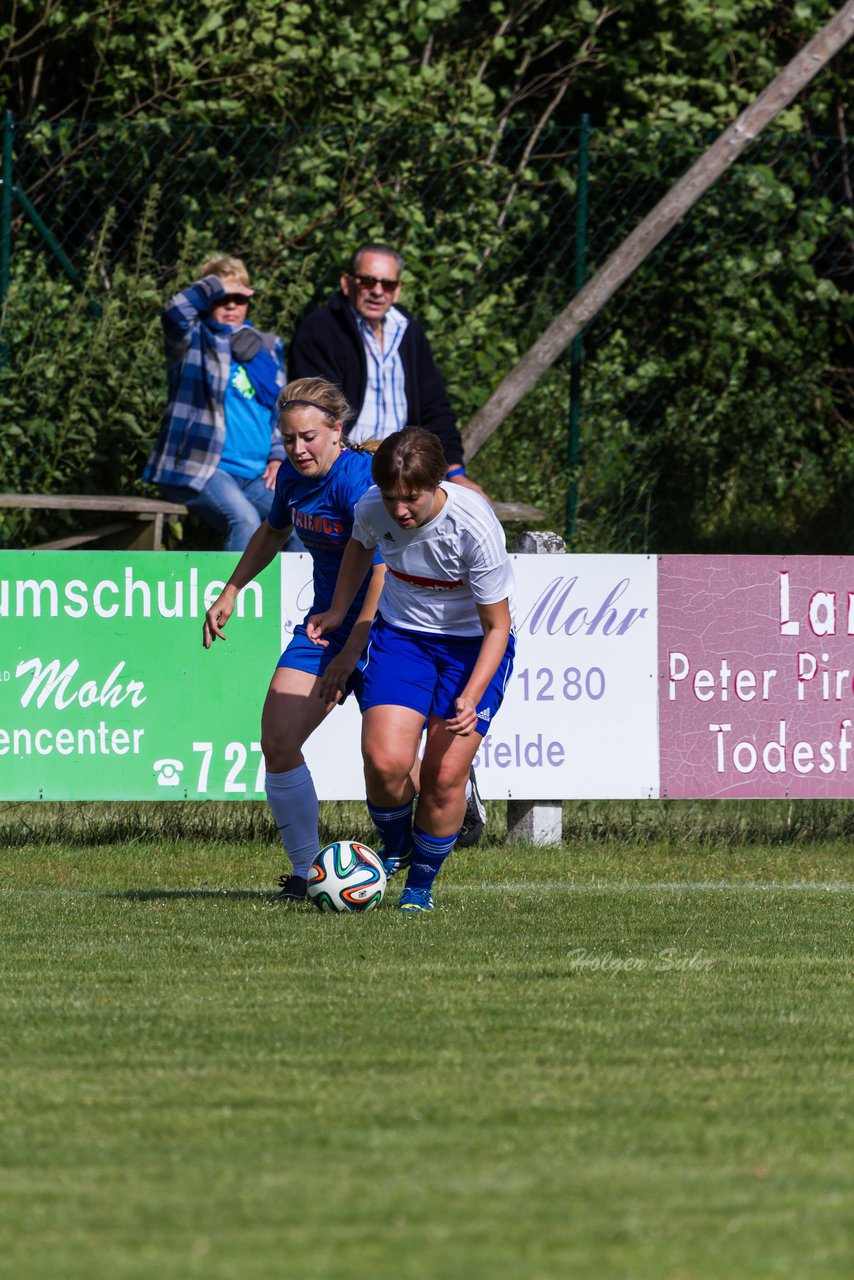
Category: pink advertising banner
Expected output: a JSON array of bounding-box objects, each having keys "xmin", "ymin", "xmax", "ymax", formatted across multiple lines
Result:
[{"xmin": 659, "ymin": 556, "xmax": 854, "ymax": 799}]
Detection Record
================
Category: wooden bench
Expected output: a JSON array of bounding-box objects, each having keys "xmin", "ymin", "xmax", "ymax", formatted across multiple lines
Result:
[
  {"xmin": 0, "ymin": 494, "xmax": 544, "ymax": 553},
  {"xmin": 0, "ymin": 494, "xmax": 189, "ymax": 551},
  {"xmin": 492, "ymin": 501, "xmax": 545, "ymax": 525}
]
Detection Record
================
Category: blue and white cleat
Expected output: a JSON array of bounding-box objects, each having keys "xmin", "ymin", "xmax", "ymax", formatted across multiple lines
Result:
[
  {"xmin": 378, "ymin": 847, "xmax": 411, "ymax": 879},
  {"xmin": 398, "ymin": 886, "xmax": 434, "ymax": 914}
]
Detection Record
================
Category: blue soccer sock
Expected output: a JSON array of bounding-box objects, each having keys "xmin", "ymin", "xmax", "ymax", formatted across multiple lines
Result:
[
  {"xmin": 366, "ymin": 797, "xmax": 414, "ymax": 862},
  {"xmin": 404, "ymin": 824, "xmax": 458, "ymax": 892},
  {"xmin": 265, "ymin": 763, "xmax": 319, "ymax": 877}
]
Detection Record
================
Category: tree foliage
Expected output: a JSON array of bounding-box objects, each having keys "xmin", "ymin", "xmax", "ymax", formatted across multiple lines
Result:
[
  {"xmin": 3, "ymin": 1, "xmax": 848, "ymax": 131},
  {"xmin": 0, "ymin": 1, "xmax": 851, "ymax": 553}
]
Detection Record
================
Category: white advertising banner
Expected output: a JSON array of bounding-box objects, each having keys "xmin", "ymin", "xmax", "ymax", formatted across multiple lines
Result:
[{"xmin": 288, "ymin": 553, "xmax": 659, "ymax": 800}]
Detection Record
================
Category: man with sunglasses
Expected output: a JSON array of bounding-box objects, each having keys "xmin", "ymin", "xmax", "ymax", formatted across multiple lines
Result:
[
  {"xmin": 289, "ymin": 243, "xmax": 486, "ymax": 503},
  {"xmin": 290, "ymin": 242, "xmax": 489, "ymax": 847},
  {"xmin": 144, "ymin": 255, "xmax": 302, "ymax": 552}
]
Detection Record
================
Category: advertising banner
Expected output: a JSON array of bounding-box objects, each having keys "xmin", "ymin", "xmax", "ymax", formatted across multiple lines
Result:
[
  {"xmin": 0, "ymin": 552, "xmax": 279, "ymax": 800},
  {"xmin": 292, "ymin": 552, "xmax": 659, "ymax": 800},
  {"xmin": 7, "ymin": 550, "xmax": 853, "ymax": 802},
  {"xmin": 473, "ymin": 552, "xmax": 658, "ymax": 798},
  {"xmin": 1, "ymin": 550, "xmax": 659, "ymax": 801},
  {"xmin": 659, "ymin": 555, "xmax": 854, "ymax": 798}
]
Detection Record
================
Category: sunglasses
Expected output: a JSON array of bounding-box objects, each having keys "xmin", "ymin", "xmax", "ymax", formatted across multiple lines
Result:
[
  {"xmin": 218, "ymin": 293, "xmax": 250, "ymax": 307},
  {"xmin": 350, "ymin": 273, "xmax": 399, "ymax": 292}
]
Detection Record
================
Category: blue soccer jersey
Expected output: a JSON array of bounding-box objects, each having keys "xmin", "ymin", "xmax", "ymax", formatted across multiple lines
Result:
[{"xmin": 268, "ymin": 447, "xmax": 381, "ymax": 629}]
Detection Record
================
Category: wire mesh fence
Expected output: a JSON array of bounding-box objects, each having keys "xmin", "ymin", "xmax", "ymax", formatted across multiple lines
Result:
[{"xmin": 1, "ymin": 113, "xmax": 851, "ymax": 552}]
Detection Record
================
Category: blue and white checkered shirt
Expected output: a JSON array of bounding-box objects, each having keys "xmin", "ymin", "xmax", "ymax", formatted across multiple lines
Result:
[{"xmin": 347, "ymin": 305, "xmax": 410, "ymax": 443}]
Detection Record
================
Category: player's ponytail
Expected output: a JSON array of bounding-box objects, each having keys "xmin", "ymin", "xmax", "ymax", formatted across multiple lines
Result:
[{"xmin": 342, "ymin": 436, "xmax": 382, "ymax": 455}]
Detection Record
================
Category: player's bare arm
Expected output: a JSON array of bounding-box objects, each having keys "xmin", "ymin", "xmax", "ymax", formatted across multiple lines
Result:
[
  {"xmin": 203, "ymin": 517, "xmax": 293, "ymax": 648},
  {"xmin": 315, "ymin": 564, "xmax": 386, "ymax": 703},
  {"xmin": 307, "ymin": 537, "xmax": 377, "ymax": 644},
  {"xmin": 445, "ymin": 598, "xmax": 512, "ymax": 736}
]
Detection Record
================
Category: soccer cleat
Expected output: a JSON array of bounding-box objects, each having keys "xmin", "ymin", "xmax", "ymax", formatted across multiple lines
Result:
[
  {"xmin": 377, "ymin": 846, "xmax": 411, "ymax": 879},
  {"xmin": 273, "ymin": 873, "xmax": 307, "ymax": 902},
  {"xmin": 455, "ymin": 766, "xmax": 486, "ymax": 848},
  {"xmin": 398, "ymin": 885, "xmax": 434, "ymax": 913}
]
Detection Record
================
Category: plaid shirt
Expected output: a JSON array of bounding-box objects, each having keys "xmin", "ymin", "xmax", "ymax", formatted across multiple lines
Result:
[{"xmin": 143, "ymin": 275, "xmax": 286, "ymax": 492}]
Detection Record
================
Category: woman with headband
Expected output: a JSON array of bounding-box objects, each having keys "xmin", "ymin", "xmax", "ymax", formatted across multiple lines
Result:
[{"xmin": 203, "ymin": 377, "xmax": 384, "ymax": 901}]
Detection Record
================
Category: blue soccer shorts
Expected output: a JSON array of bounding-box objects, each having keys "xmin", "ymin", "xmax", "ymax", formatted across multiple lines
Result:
[
  {"xmin": 277, "ymin": 624, "xmax": 366, "ymax": 705},
  {"xmin": 360, "ymin": 615, "xmax": 515, "ymax": 736}
]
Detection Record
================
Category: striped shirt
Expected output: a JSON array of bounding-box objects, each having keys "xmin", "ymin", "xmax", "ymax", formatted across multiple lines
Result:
[{"xmin": 347, "ymin": 305, "xmax": 409, "ymax": 442}]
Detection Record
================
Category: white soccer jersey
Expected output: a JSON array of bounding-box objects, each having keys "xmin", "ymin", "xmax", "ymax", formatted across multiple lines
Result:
[{"xmin": 352, "ymin": 483, "xmax": 516, "ymax": 636}]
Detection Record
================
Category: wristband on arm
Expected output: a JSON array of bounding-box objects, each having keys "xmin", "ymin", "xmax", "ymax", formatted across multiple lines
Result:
[{"xmin": 445, "ymin": 466, "xmax": 467, "ymax": 479}]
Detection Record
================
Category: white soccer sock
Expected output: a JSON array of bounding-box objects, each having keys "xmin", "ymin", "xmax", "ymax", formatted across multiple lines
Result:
[{"xmin": 265, "ymin": 763, "xmax": 319, "ymax": 878}]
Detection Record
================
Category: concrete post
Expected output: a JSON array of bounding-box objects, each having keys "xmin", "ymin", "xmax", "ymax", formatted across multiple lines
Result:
[{"xmin": 507, "ymin": 530, "xmax": 566, "ymax": 844}]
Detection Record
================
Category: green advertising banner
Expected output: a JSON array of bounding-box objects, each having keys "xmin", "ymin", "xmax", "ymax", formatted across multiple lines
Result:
[{"xmin": 1, "ymin": 552, "xmax": 282, "ymax": 800}]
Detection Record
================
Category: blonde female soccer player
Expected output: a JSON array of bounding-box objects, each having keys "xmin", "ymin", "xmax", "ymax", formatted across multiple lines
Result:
[
  {"xmin": 203, "ymin": 378, "xmax": 384, "ymax": 901},
  {"xmin": 308, "ymin": 427, "xmax": 515, "ymax": 912}
]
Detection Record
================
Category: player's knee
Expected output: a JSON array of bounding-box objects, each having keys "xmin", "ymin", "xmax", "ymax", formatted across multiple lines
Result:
[
  {"xmin": 261, "ymin": 727, "xmax": 300, "ymax": 774},
  {"xmin": 363, "ymin": 740, "xmax": 410, "ymax": 786},
  {"xmin": 419, "ymin": 757, "xmax": 465, "ymax": 807}
]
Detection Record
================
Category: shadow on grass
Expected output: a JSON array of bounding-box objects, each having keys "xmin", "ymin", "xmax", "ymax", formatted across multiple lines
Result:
[{"xmin": 101, "ymin": 887, "xmax": 272, "ymax": 903}]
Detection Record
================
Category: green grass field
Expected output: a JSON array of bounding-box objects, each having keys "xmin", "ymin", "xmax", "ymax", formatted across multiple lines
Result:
[{"xmin": 1, "ymin": 801, "xmax": 852, "ymax": 1279}]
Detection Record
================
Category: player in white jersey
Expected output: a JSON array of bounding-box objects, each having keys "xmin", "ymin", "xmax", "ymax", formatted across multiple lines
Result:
[{"xmin": 308, "ymin": 427, "xmax": 515, "ymax": 912}]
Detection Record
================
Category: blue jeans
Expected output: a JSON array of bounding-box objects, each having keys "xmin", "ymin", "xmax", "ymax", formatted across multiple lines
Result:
[{"xmin": 160, "ymin": 468, "xmax": 304, "ymax": 553}]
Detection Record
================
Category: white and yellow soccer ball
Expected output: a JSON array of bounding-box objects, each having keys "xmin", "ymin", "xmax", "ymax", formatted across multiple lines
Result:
[{"xmin": 307, "ymin": 840, "xmax": 387, "ymax": 913}]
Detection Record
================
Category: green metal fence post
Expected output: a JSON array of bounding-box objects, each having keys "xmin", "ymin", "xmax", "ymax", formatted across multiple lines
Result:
[
  {"xmin": 1, "ymin": 113, "xmax": 102, "ymax": 324},
  {"xmin": 1, "ymin": 109, "xmax": 13, "ymax": 365},
  {"xmin": 13, "ymin": 186, "xmax": 101, "ymax": 317},
  {"xmin": 566, "ymin": 113, "xmax": 590, "ymax": 548}
]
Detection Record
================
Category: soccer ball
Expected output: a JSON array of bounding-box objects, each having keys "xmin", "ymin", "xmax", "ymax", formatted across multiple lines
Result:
[{"xmin": 307, "ymin": 840, "xmax": 387, "ymax": 913}]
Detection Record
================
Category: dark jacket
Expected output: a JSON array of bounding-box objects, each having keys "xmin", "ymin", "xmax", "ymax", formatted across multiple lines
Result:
[{"xmin": 288, "ymin": 292, "xmax": 464, "ymax": 467}]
